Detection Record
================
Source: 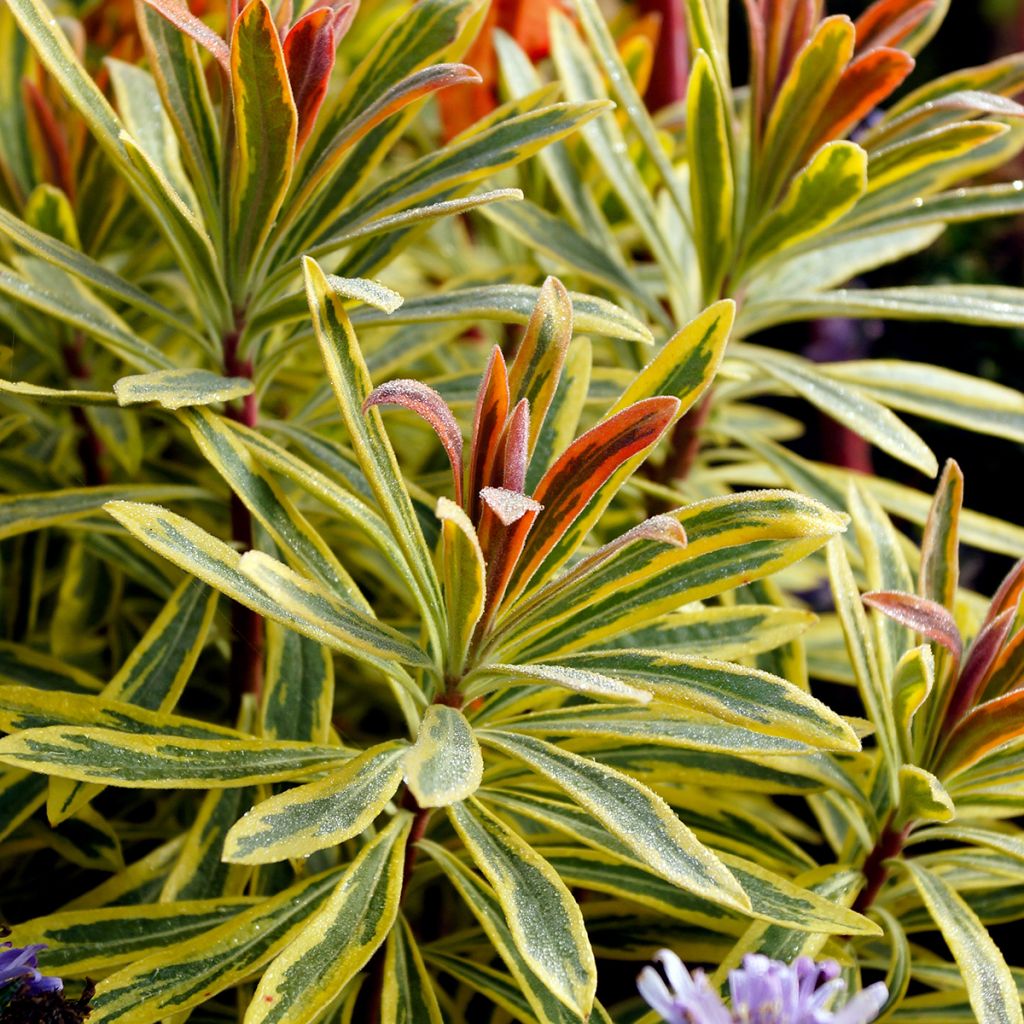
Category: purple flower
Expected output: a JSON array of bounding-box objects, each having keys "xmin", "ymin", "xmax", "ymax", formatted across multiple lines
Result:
[
  {"xmin": 638, "ymin": 951, "xmax": 887, "ymax": 1024},
  {"xmin": 0, "ymin": 942, "xmax": 63, "ymax": 997}
]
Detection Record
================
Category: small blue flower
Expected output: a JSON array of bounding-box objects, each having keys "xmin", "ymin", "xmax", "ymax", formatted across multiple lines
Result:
[
  {"xmin": 0, "ymin": 941, "xmax": 63, "ymax": 998},
  {"xmin": 638, "ymin": 950, "xmax": 887, "ymax": 1024}
]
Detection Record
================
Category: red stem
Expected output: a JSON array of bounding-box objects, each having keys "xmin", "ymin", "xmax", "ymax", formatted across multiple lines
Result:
[
  {"xmin": 223, "ymin": 318, "xmax": 263, "ymax": 701},
  {"xmin": 853, "ymin": 816, "xmax": 911, "ymax": 914},
  {"xmin": 657, "ymin": 391, "xmax": 713, "ymax": 488}
]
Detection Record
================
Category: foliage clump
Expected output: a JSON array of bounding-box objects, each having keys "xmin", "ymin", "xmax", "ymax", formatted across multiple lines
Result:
[{"xmin": 2, "ymin": 0, "xmax": 1024, "ymax": 1021}]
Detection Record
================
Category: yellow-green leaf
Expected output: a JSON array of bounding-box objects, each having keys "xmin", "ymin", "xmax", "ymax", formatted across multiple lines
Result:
[
  {"xmin": 404, "ymin": 704, "xmax": 482, "ymax": 807},
  {"xmin": 224, "ymin": 741, "xmax": 406, "ymax": 863},
  {"xmin": 246, "ymin": 814, "xmax": 412, "ymax": 1024},
  {"xmin": 449, "ymin": 798, "xmax": 596, "ymax": 1017}
]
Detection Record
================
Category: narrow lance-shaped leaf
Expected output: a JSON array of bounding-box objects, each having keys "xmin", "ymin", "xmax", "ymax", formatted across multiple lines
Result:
[
  {"xmin": 507, "ymin": 276, "xmax": 573, "ymax": 455},
  {"xmin": 134, "ymin": 0, "xmax": 221, "ymax": 218},
  {"xmin": 496, "ymin": 515, "xmax": 687, "ymax": 637},
  {"xmin": 548, "ymin": 649, "xmax": 859, "ymax": 751},
  {"xmin": 303, "ymin": 257, "xmax": 445, "ymax": 654},
  {"xmin": 803, "ymin": 47, "xmax": 915, "ymax": 156},
  {"xmin": 86, "ymin": 864, "xmax": 351, "ymax": 1023},
  {"xmin": 6, "ymin": 898, "xmax": 260, "ymax": 978},
  {"xmin": 756, "ymin": 16, "xmax": 855, "ymax": 209},
  {"xmin": 404, "ymin": 704, "xmax": 483, "ymax": 807},
  {"xmin": 745, "ymin": 142, "xmax": 868, "ymax": 269},
  {"xmin": 238, "ymin": 550, "xmax": 431, "ymax": 671},
  {"xmin": 436, "ymin": 498, "xmax": 485, "ymax": 675},
  {"xmin": 282, "ymin": 8, "xmax": 335, "ymax": 152},
  {"xmin": 501, "ymin": 397, "xmax": 680, "ymax": 608},
  {"xmin": 47, "ymin": 576, "xmax": 219, "ymax": 822},
  {"xmin": 479, "ymin": 730, "xmax": 749, "ymax": 909},
  {"xmin": 422, "ymin": 839, "xmax": 592, "ymax": 1024},
  {"xmin": 223, "ymin": 741, "xmax": 406, "ymax": 863},
  {"xmin": 365, "ymin": 379, "xmax": 464, "ymax": 507},
  {"xmin": 0, "ymin": 726, "xmax": 351, "ymax": 788},
  {"xmin": 103, "ymin": 500, "xmax": 411, "ymax": 668},
  {"xmin": 468, "ymin": 347, "xmax": 510, "ymax": 523},
  {"xmin": 903, "ymin": 861, "xmax": 1024, "ymax": 1024},
  {"xmin": 246, "ymin": 814, "xmax": 412, "ymax": 1024},
  {"xmin": 827, "ymin": 537, "xmax": 902, "ymax": 804},
  {"xmin": 943, "ymin": 607, "xmax": 1016, "ymax": 728},
  {"xmin": 281, "ymin": 62, "xmax": 484, "ymax": 245},
  {"xmin": 863, "ymin": 591, "xmax": 963, "ymax": 669},
  {"xmin": 920, "ymin": 458, "xmax": 963, "ymax": 609},
  {"xmin": 230, "ymin": 0, "xmax": 298, "ymax": 285},
  {"xmin": 688, "ymin": 49, "xmax": 734, "ymax": 299},
  {"xmin": 381, "ymin": 916, "xmax": 445, "ymax": 1024},
  {"xmin": 449, "ymin": 798, "xmax": 597, "ymax": 1018},
  {"xmin": 855, "ymin": 0, "xmax": 941, "ymax": 53},
  {"xmin": 937, "ymin": 688, "xmax": 1024, "ymax": 778}
]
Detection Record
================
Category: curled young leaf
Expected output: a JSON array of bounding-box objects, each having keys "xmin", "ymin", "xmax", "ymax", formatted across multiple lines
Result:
[
  {"xmin": 863, "ymin": 590, "xmax": 963, "ymax": 668},
  {"xmin": 364, "ymin": 379, "xmax": 464, "ymax": 506}
]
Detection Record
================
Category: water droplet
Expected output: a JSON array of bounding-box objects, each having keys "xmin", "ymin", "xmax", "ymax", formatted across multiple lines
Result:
[{"xmin": 912, "ymin": 197, "xmax": 924, "ymax": 208}]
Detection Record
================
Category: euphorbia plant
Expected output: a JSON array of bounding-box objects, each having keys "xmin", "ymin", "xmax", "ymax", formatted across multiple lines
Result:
[{"xmin": 0, "ymin": 273, "xmax": 878, "ymax": 1021}]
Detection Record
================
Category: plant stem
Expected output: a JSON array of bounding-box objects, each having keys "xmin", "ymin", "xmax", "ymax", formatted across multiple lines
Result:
[
  {"xmin": 853, "ymin": 815, "xmax": 911, "ymax": 914},
  {"xmin": 63, "ymin": 335, "xmax": 107, "ymax": 487},
  {"xmin": 656, "ymin": 390, "xmax": 713, "ymax": 489},
  {"xmin": 223, "ymin": 317, "xmax": 263, "ymax": 702}
]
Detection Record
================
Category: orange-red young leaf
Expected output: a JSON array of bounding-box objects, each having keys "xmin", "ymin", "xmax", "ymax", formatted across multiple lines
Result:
[
  {"xmin": 937, "ymin": 687, "xmax": 1024, "ymax": 778},
  {"xmin": 983, "ymin": 625, "xmax": 1024, "ymax": 703},
  {"xmin": 745, "ymin": 0, "xmax": 769, "ymax": 141},
  {"xmin": 499, "ymin": 399, "xmax": 531, "ymax": 493},
  {"xmin": 476, "ymin": 486, "xmax": 543, "ymax": 633},
  {"xmin": 140, "ymin": 0, "xmax": 231, "ymax": 71},
  {"xmin": 944, "ymin": 607, "xmax": 1017, "ymax": 729},
  {"xmin": 804, "ymin": 46, "xmax": 914, "ymax": 155},
  {"xmin": 468, "ymin": 347, "xmax": 510, "ymax": 522},
  {"xmin": 854, "ymin": 0, "xmax": 935, "ymax": 54},
  {"xmin": 863, "ymin": 590, "xmax": 963, "ymax": 668},
  {"xmin": 364, "ymin": 379, "xmax": 464, "ymax": 507},
  {"xmin": 501, "ymin": 396, "xmax": 680, "ymax": 608},
  {"xmin": 303, "ymin": 63, "xmax": 482, "ymax": 194},
  {"xmin": 283, "ymin": 8, "xmax": 335, "ymax": 152},
  {"xmin": 985, "ymin": 558, "xmax": 1024, "ymax": 627},
  {"xmin": 778, "ymin": 0, "xmax": 818, "ymax": 90},
  {"xmin": 22, "ymin": 80, "xmax": 75, "ymax": 201},
  {"xmin": 763, "ymin": 0, "xmax": 801, "ymax": 98}
]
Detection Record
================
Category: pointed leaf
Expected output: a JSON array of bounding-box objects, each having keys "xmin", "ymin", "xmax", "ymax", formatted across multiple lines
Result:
[
  {"xmin": 502, "ymin": 397, "xmax": 679, "ymax": 605},
  {"xmin": 87, "ymin": 865, "xmax": 350, "ymax": 1023},
  {"xmin": 904, "ymin": 862, "xmax": 1023, "ymax": 1024},
  {"xmin": 283, "ymin": 8, "xmax": 335, "ymax": 151},
  {"xmin": 479, "ymin": 730, "xmax": 748, "ymax": 909},
  {"xmin": 246, "ymin": 814, "xmax": 412, "ymax": 1024},
  {"xmin": 114, "ymin": 369, "xmax": 254, "ymax": 409},
  {"xmin": 449, "ymin": 798, "xmax": 596, "ymax": 1017},
  {"xmin": 0, "ymin": 726, "xmax": 350, "ymax": 788},
  {"xmin": 230, "ymin": 0, "xmax": 297, "ymax": 281},
  {"xmin": 140, "ymin": 0, "xmax": 230, "ymax": 70},
  {"xmin": 224, "ymin": 741, "xmax": 406, "ymax": 863}
]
